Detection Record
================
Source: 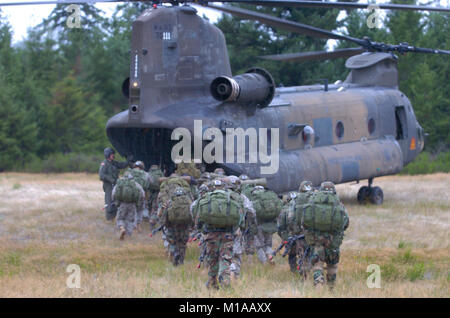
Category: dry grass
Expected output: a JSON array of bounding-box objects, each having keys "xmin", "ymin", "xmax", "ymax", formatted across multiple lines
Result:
[{"xmin": 0, "ymin": 172, "xmax": 448, "ymax": 297}]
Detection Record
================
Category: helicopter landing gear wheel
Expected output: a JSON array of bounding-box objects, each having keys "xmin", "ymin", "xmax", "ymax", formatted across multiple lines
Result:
[
  {"xmin": 357, "ymin": 186, "xmax": 370, "ymax": 204},
  {"xmin": 357, "ymin": 178, "xmax": 383, "ymax": 205},
  {"xmin": 369, "ymin": 186, "xmax": 384, "ymax": 205}
]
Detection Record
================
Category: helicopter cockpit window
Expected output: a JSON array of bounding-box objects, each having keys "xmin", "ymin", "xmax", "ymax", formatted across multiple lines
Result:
[
  {"xmin": 335, "ymin": 121, "xmax": 344, "ymax": 139},
  {"xmin": 368, "ymin": 118, "xmax": 376, "ymax": 135}
]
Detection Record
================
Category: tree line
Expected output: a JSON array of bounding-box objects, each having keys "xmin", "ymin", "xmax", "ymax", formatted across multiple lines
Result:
[{"xmin": 0, "ymin": 1, "xmax": 448, "ymax": 173}]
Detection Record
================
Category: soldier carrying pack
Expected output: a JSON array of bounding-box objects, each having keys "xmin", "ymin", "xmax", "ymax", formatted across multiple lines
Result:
[
  {"xmin": 299, "ymin": 183, "xmax": 349, "ymax": 235},
  {"xmin": 250, "ymin": 186, "xmax": 282, "ymax": 224},
  {"xmin": 113, "ymin": 176, "xmax": 142, "ymax": 203},
  {"xmin": 196, "ymin": 189, "xmax": 243, "ymax": 229},
  {"xmin": 164, "ymin": 187, "xmax": 193, "ymax": 225}
]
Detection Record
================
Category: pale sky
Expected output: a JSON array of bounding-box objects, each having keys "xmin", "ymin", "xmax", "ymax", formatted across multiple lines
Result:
[{"xmin": 0, "ymin": 0, "xmax": 448, "ymax": 44}]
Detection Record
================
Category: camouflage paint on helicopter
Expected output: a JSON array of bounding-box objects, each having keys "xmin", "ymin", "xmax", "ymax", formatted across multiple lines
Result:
[{"xmin": 105, "ymin": 5, "xmax": 426, "ymax": 200}]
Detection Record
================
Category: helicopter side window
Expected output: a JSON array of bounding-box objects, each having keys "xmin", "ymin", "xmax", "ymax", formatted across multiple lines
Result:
[
  {"xmin": 368, "ymin": 118, "xmax": 376, "ymax": 135},
  {"xmin": 395, "ymin": 106, "xmax": 408, "ymax": 140},
  {"xmin": 335, "ymin": 121, "xmax": 344, "ymax": 139}
]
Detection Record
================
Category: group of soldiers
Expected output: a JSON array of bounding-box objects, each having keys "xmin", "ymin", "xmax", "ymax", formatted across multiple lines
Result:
[{"xmin": 99, "ymin": 147, "xmax": 349, "ymax": 290}]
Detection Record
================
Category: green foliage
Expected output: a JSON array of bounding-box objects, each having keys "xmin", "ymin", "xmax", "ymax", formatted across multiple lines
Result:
[
  {"xmin": 407, "ymin": 263, "xmax": 426, "ymax": 282},
  {"xmin": 400, "ymin": 151, "xmax": 450, "ymax": 175}
]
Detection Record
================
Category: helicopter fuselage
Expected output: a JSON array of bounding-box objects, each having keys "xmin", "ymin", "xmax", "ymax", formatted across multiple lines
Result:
[{"xmin": 106, "ymin": 5, "xmax": 424, "ymax": 193}]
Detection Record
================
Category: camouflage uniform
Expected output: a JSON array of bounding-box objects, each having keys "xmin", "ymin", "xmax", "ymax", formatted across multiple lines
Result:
[
  {"xmin": 231, "ymin": 193, "xmax": 256, "ymax": 278},
  {"xmin": 240, "ymin": 183, "xmax": 257, "ymax": 256},
  {"xmin": 99, "ymin": 149, "xmax": 130, "ymax": 220},
  {"xmin": 128, "ymin": 164, "xmax": 152, "ymax": 229},
  {"xmin": 193, "ymin": 180, "xmax": 245, "ymax": 289},
  {"xmin": 288, "ymin": 187, "xmax": 314, "ymax": 276},
  {"xmin": 158, "ymin": 180, "xmax": 193, "ymax": 266},
  {"xmin": 255, "ymin": 225, "xmax": 276, "ymax": 264},
  {"xmin": 148, "ymin": 165, "xmax": 164, "ymax": 231},
  {"xmin": 277, "ymin": 192, "xmax": 299, "ymax": 273},
  {"xmin": 204, "ymin": 231, "xmax": 235, "ymax": 289},
  {"xmin": 112, "ymin": 178, "xmax": 144, "ymax": 238},
  {"xmin": 303, "ymin": 182, "xmax": 349, "ymax": 287},
  {"xmin": 165, "ymin": 225, "xmax": 190, "ymax": 266}
]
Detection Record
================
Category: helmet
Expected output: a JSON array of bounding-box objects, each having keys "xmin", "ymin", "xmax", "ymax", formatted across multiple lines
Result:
[
  {"xmin": 239, "ymin": 174, "xmax": 249, "ymax": 181},
  {"xmin": 299, "ymin": 180, "xmax": 313, "ymax": 193},
  {"xmin": 104, "ymin": 147, "xmax": 115, "ymax": 159},
  {"xmin": 227, "ymin": 176, "xmax": 241, "ymax": 190},
  {"xmin": 124, "ymin": 172, "xmax": 133, "ymax": 180},
  {"xmin": 320, "ymin": 181, "xmax": 336, "ymax": 194},
  {"xmin": 135, "ymin": 161, "xmax": 145, "ymax": 170},
  {"xmin": 174, "ymin": 187, "xmax": 186, "ymax": 196},
  {"xmin": 288, "ymin": 191, "xmax": 298, "ymax": 201},
  {"xmin": 212, "ymin": 179, "xmax": 225, "ymax": 189},
  {"xmin": 150, "ymin": 164, "xmax": 159, "ymax": 170},
  {"xmin": 198, "ymin": 184, "xmax": 209, "ymax": 196},
  {"xmin": 214, "ymin": 168, "xmax": 225, "ymax": 176},
  {"xmin": 252, "ymin": 185, "xmax": 265, "ymax": 193}
]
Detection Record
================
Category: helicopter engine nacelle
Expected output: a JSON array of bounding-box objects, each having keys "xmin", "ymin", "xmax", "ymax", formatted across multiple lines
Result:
[{"xmin": 210, "ymin": 67, "xmax": 275, "ymax": 108}]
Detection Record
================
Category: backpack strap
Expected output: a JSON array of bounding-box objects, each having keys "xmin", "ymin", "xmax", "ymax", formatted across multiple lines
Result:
[
  {"xmin": 329, "ymin": 203, "xmax": 336, "ymax": 233},
  {"xmin": 226, "ymin": 191, "xmax": 231, "ymax": 215},
  {"xmin": 207, "ymin": 193, "xmax": 212, "ymax": 214}
]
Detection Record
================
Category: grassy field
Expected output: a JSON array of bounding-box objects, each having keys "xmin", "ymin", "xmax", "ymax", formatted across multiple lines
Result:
[{"xmin": 0, "ymin": 173, "xmax": 448, "ymax": 297}]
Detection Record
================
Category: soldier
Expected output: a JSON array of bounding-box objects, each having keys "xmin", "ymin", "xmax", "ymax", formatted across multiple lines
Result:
[
  {"xmin": 251, "ymin": 185, "xmax": 283, "ymax": 264},
  {"xmin": 213, "ymin": 168, "xmax": 226, "ymax": 176},
  {"xmin": 99, "ymin": 147, "xmax": 132, "ymax": 220},
  {"xmin": 193, "ymin": 179, "xmax": 245, "ymax": 289},
  {"xmin": 302, "ymin": 181, "xmax": 349, "ymax": 288},
  {"xmin": 238, "ymin": 174, "xmax": 256, "ymax": 257},
  {"xmin": 148, "ymin": 164, "xmax": 164, "ymax": 232},
  {"xmin": 280, "ymin": 181, "xmax": 315, "ymax": 277},
  {"xmin": 277, "ymin": 191, "xmax": 299, "ymax": 273},
  {"xmin": 112, "ymin": 173, "xmax": 145, "ymax": 240},
  {"xmin": 128, "ymin": 161, "xmax": 152, "ymax": 233},
  {"xmin": 226, "ymin": 176, "xmax": 257, "ymax": 279},
  {"xmin": 157, "ymin": 175, "xmax": 193, "ymax": 266}
]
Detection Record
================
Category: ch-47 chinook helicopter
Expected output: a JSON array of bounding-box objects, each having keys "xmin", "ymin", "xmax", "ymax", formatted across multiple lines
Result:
[{"xmin": 1, "ymin": 1, "xmax": 448, "ymax": 204}]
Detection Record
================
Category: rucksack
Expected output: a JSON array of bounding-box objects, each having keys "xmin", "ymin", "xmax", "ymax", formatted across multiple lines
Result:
[
  {"xmin": 149, "ymin": 168, "xmax": 164, "ymax": 190},
  {"xmin": 130, "ymin": 169, "xmax": 150, "ymax": 190},
  {"xmin": 241, "ymin": 184, "xmax": 255, "ymax": 199},
  {"xmin": 166, "ymin": 191, "xmax": 192, "ymax": 225},
  {"xmin": 159, "ymin": 177, "xmax": 191, "ymax": 203},
  {"xmin": 197, "ymin": 190, "xmax": 243, "ymax": 228},
  {"xmin": 300, "ymin": 191, "xmax": 348, "ymax": 234},
  {"xmin": 113, "ymin": 178, "xmax": 141, "ymax": 203},
  {"xmin": 277, "ymin": 204, "xmax": 290, "ymax": 240},
  {"xmin": 250, "ymin": 189, "xmax": 282, "ymax": 223},
  {"xmin": 290, "ymin": 192, "xmax": 313, "ymax": 231}
]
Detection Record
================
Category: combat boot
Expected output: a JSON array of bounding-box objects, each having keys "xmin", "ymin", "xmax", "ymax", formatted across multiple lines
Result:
[
  {"xmin": 218, "ymin": 275, "xmax": 231, "ymax": 289},
  {"xmin": 313, "ymin": 270, "xmax": 325, "ymax": 287},
  {"xmin": 119, "ymin": 226, "xmax": 126, "ymax": 240},
  {"xmin": 206, "ymin": 276, "xmax": 219, "ymax": 290}
]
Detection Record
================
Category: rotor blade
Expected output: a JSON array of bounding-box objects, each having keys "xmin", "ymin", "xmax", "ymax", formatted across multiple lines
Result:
[
  {"xmin": 260, "ymin": 47, "xmax": 366, "ymax": 62},
  {"xmin": 207, "ymin": 4, "xmax": 366, "ymax": 46},
  {"xmin": 0, "ymin": 0, "xmax": 118, "ymax": 6},
  {"xmin": 380, "ymin": 43, "xmax": 450, "ymax": 55},
  {"xmin": 215, "ymin": 1, "xmax": 450, "ymax": 13}
]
